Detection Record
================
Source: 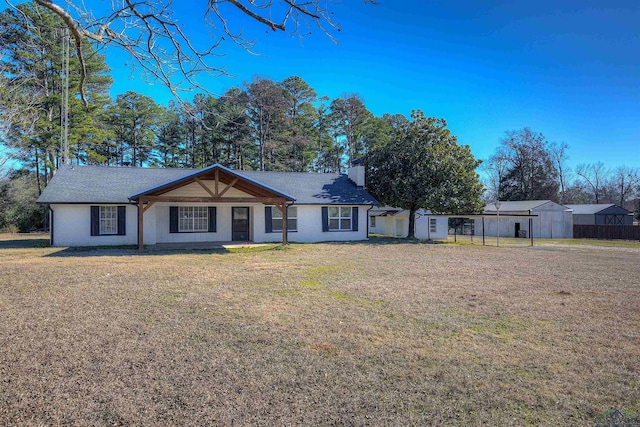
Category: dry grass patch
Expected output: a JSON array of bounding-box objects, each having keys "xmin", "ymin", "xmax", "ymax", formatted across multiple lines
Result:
[{"xmin": 0, "ymin": 235, "xmax": 639, "ymax": 425}]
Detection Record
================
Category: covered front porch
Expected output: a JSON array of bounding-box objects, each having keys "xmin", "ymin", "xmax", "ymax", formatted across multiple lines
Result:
[{"xmin": 129, "ymin": 165, "xmax": 296, "ymax": 250}]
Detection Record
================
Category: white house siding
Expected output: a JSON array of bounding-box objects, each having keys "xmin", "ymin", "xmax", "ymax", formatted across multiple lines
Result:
[
  {"xmin": 370, "ymin": 210, "xmax": 448, "ymax": 240},
  {"xmin": 151, "ymin": 203, "xmax": 369, "ymax": 244},
  {"xmin": 50, "ymin": 203, "xmax": 138, "ymax": 247},
  {"xmin": 258, "ymin": 205, "xmax": 369, "ymax": 243},
  {"xmin": 143, "ymin": 204, "xmax": 157, "ymax": 245},
  {"xmin": 50, "ymin": 202, "xmax": 370, "ymax": 246},
  {"xmin": 153, "ymin": 203, "xmax": 260, "ymax": 243},
  {"xmin": 369, "ymin": 215, "xmax": 396, "ymax": 237}
]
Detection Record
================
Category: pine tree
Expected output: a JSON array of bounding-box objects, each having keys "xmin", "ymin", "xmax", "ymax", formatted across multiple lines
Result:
[{"xmin": 0, "ymin": 1, "xmax": 112, "ymax": 184}]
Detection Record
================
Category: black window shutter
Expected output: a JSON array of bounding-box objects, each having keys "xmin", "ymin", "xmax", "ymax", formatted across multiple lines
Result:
[
  {"xmin": 352, "ymin": 206, "xmax": 359, "ymax": 231},
  {"xmin": 265, "ymin": 206, "xmax": 273, "ymax": 233},
  {"xmin": 117, "ymin": 206, "xmax": 126, "ymax": 235},
  {"xmin": 90, "ymin": 206, "xmax": 100, "ymax": 236},
  {"xmin": 208, "ymin": 207, "xmax": 217, "ymax": 232},
  {"xmin": 170, "ymin": 206, "xmax": 178, "ymax": 233},
  {"xmin": 321, "ymin": 207, "xmax": 329, "ymax": 232}
]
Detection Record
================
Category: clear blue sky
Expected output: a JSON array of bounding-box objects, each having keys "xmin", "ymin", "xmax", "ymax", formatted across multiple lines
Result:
[{"xmin": 74, "ymin": 1, "xmax": 640, "ymax": 172}]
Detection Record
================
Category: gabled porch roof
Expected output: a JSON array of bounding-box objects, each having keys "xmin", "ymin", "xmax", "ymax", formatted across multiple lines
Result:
[{"xmin": 129, "ymin": 163, "xmax": 295, "ymax": 202}]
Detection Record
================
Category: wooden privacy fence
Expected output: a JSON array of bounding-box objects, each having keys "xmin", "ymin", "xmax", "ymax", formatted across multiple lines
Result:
[{"xmin": 573, "ymin": 225, "xmax": 640, "ymax": 240}]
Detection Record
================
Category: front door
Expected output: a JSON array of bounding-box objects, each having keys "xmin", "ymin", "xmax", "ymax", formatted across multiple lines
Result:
[{"xmin": 232, "ymin": 207, "xmax": 250, "ymax": 241}]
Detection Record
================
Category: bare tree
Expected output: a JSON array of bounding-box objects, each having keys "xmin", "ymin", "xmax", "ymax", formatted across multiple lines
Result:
[
  {"xmin": 609, "ymin": 165, "xmax": 640, "ymax": 207},
  {"xmin": 6, "ymin": 0, "xmax": 376, "ymax": 106},
  {"xmin": 576, "ymin": 162, "xmax": 608, "ymax": 204},
  {"xmin": 482, "ymin": 150, "xmax": 509, "ymax": 202},
  {"xmin": 0, "ymin": 67, "xmax": 40, "ymax": 176},
  {"xmin": 548, "ymin": 141, "xmax": 570, "ymax": 204}
]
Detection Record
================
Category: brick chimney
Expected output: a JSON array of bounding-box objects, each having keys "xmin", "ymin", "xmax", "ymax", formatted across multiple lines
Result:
[{"xmin": 348, "ymin": 159, "xmax": 365, "ymax": 188}]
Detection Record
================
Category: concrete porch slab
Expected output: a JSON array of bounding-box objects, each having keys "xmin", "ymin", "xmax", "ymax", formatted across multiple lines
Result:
[{"xmin": 148, "ymin": 242, "xmax": 275, "ymax": 251}]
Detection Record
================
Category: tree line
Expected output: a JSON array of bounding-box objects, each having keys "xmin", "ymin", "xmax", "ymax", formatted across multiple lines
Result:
[
  {"xmin": 483, "ymin": 128, "xmax": 640, "ymax": 216},
  {"xmin": 1, "ymin": 2, "xmax": 637, "ymax": 234},
  {"xmin": 0, "ymin": 2, "xmax": 485, "ymax": 235}
]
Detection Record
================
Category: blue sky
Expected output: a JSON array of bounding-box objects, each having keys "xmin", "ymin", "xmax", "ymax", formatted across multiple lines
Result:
[{"xmin": 68, "ymin": 1, "xmax": 640, "ymax": 172}]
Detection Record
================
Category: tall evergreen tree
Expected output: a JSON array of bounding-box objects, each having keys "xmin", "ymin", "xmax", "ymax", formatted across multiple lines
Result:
[
  {"xmin": 0, "ymin": 1, "xmax": 111, "ymax": 183},
  {"xmin": 155, "ymin": 101, "xmax": 186, "ymax": 168},
  {"xmin": 312, "ymin": 95, "xmax": 342, "ymax": 173},
  {"xmin": 246, "ymin": 77, "xmax": 288, "ymax": 171},
  {"xmin": 106, "ymin": 91, "xmax": 161, "ymax": 167},
  {"xmin": 216, "ymin": 88, "xmax": 254, "ymax": 170},
  {"xmin": 496, "ymin": 128, "xmax": 558, "ymax": 201},
  {"xmin": 330, "ymin": 94, "xmax": 372, "ymax": 167},
  {"xmin": 279, "ymin": 76, "xmax": 318, "ymax": 171}
]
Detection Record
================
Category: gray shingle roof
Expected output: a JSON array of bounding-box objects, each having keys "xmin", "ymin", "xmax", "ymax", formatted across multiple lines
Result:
[
  {"xmin": 565, "ymin": 204, "xmax": 624, "ymax": 215},
  {"xmin": 37, "ymin": 165, "xmax": 378, "ymax": 205}
]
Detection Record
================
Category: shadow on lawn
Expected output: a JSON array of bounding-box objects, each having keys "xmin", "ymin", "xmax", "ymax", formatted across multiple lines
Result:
[
  {"xmin": 0, "ymin": 238, "xmax": 50, "ymax": 249},
  {"xmin": 43, "ymin": 244, "xmax": 291, "ymax": 258},
  {"xmin": 349, "ymin": 236, "xmax": 448, "ymax": 246},
  {"xmin": 44, "ymin": 246, "xmax": 233, "ymax": 258},
  {"xmin": 40, "ymin": 237, "xmax": 439, "ymax": 258}
]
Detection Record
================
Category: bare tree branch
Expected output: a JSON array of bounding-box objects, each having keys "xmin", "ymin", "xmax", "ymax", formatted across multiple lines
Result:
[
  {"xmin": 4, "ymin": 0, "xmax": 377, "ymax": 104},
  {"xmin": 576, "ymin": 162, "xmax": 608, "ymax": 204},
  {"xmin": 32, "ymin": 0, "xmax": 89, "ymax": 107}
]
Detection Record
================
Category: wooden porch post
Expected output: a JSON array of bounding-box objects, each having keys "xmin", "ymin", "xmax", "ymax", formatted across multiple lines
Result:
[
  {"xmin": 138, "ymin": 199, "xmax": 144, "ymax": 251},
  {"xmin": 274, "ymin": 200, "xmax": 288, "ymax": 245},
  {"xmin": 137, "ymin": 199, "xmax": 155, "ymax": 251}
]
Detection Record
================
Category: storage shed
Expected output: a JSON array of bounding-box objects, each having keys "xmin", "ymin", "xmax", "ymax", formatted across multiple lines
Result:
[
  {"xmin": 474, "ymin": 200, "xmax": 573, "ymax": 239},
  {"xmin": 565, "ymin": 204, "xmax": 633, "ymax": 226}
]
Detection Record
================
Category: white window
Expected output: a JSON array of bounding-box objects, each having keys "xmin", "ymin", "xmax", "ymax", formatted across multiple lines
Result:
[
  {"xmin": 100, "ymin": 206, "xmax": 118, "ymax": 235},
  {"xmin": 178, "ymin": 206, "xmax": 208, "ymax": 232},
  {"xmin": 272, "ymin": 206, "xmax": 297, "ymax": 232},
  {"xmin": 429, "ymin": 218, "xmax": 437, "ymax": 233},
  {"xmin": 329, "ymin": 206, "xmax": 352, "ymax": 231},
  {"xmin": 370, "ymin": 216, "xmax": 376, "ymax": 227}
]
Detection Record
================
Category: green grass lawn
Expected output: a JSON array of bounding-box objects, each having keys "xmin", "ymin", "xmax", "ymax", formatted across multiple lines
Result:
[{"xmin": 1, "ymin": 234, "xmax": 639, "ymax": 425}]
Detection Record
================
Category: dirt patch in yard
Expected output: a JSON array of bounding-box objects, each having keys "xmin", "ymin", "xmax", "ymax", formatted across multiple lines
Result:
[{"xmin": 1, "ymin": 237, "xmax": 638, "ymax": 425}]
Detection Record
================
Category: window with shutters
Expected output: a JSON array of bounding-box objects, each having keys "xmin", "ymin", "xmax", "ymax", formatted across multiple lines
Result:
[
  {"xmin": 178, "ymin": 206, "xmax": 209, "ymax": 232},
  {"xmin": 100, "ymin": 206, "xmax": 118, "ymax": 235},
  {"xmin": 328, "ymin": 206, "xmax": 352, "ymax": 231},
  {"xmin": 271, "ymin": 206, "xmax": 297, "ymax": 232}
]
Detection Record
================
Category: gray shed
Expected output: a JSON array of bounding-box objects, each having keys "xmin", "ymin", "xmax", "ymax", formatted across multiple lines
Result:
[{"xmin": 565, "ymin": 204, "xmax": 633, "ymax": 225}]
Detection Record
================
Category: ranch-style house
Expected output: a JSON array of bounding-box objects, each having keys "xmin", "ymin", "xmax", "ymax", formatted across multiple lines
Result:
[{"xmin": 36, "ymin": 163, "xmax": 378, "ymax": 249}]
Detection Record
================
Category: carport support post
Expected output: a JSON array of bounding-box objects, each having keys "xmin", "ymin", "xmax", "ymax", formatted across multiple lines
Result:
[
  {"xmin": 482, "ymin": 217, "xmax": 485, "ymax": 246},
  {"xmin": 530, "ymin": 218, "xmax": 534, "ymax": 246}
]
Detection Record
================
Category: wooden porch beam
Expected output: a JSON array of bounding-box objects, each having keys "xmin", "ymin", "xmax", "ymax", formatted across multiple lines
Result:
[
  {"xmin": 194, "ymin": 177, "xmax": 216, "ymax": 198},
  {"xmin": 139, "ymin": 195, "xmax": 289, "ymax": 203},
  {"xmin": 142, "ymin": 201, "xmax": 155, "ymax": 213},
  {"xmin": 218, "ymin": 177, "xmax": 239, "ymax": 197}
]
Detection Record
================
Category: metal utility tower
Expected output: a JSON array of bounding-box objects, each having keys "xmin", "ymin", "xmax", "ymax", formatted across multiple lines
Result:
[{"xmin": 60, "ymin": 27, "xmax": 70, "ymax": 165}]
